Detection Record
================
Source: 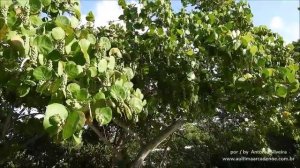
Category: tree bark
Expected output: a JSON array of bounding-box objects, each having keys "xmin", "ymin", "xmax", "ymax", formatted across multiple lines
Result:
[{"xmin": 130, "ymin": 119, "xmax": 185, "ymax": 168}]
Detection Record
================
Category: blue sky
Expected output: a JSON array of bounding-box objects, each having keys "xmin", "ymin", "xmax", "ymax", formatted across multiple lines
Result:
[{"xmin": 80, "ymin": 0, "xmax": 299, "ymax": 43}]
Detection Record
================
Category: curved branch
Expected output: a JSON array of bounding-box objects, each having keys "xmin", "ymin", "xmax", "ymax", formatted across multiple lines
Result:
[{"xmin": 131, "ymin": 119, "xmax": 186, "ymax": 168}]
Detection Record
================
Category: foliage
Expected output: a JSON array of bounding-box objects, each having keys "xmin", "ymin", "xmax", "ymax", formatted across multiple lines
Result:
[{"xmin": 0, "ymin": 0, "xmax": 146, "ymax": 146}]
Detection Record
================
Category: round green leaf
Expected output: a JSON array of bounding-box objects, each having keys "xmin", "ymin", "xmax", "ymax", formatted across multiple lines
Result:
[
  {"xmin": 67, "ymin": 83, "xmax": 80, "ymax": 95},
  {"xmin": 41, "ymin": 0, "xmax": 51, "ymax": 6},
  {"xmin": 33, "ymin": 66, "xmax": 52, "ymax": 80},
  {"xmin": 87, "ymin": 34, "xmax": 96, "ymax": 44},
  {"xmin": 51, "ymin": 27, "xmax": 65, "ymax": 40},
  {"xmin": 123, "ymin": 67, "xmax": 134, "ymax": 80},
  {"xmin": 34, "ymin": 35, "xmax": 54, "ymax": 55},
  {"xmin": 75, "ymin": 88, "xmax": 89, "ymax": 101},
  {"xmin": 55, "ymin": 16, "xmax": 72, "ymax": 34},
  {"xmin": 129, "ymin": 97, "xmax": 143, "ymax": 113},
  {"xmin": 43, "ymin": 103, "xmax": 68, "ymax": 130},
  {"xmin": 276, "ymin": 84, "xmax": 287, "ymax": 98},
  {"xmin": 65, "ymin": 62, "xmax": 82, "ymax": 78},
  {"xmin": 109, "ymin": 48, "xmax": 122, "ymax": 58},
  {"xmin": 99, "ymin": 37, "xmax": 111, "ymax": 51},
  {"xmin": 29, "ymin": 0, "xmax": 42, "ymax": 14},
  {"xmin": 94, "ymin": 91, "xmax": 106, "ymax": 100},
  {"xmin": 110, "ymin": 85, "xmax": 126, "ymax": 101},
  {"xmin": 95, "ymin": 107, "xmax": 112, "ymax": 125}
]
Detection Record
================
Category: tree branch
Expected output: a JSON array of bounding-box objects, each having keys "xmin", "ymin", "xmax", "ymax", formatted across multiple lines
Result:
[
  {"xmin": 88, "ymin": 124, "xmax": 112, "ymax": 147},
  {"xmin": 130, "ymin": 119, "xmax": 186, "ymax": 168},
  {"xmin": 113, "ymin": 118, "xmax": 139, "ymax": 140}
]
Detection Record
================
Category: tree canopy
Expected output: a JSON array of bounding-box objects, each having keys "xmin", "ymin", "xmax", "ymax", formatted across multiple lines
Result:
[{"xmin": 0, "ymin": 0, "xmax": 299, "ymax": 167}]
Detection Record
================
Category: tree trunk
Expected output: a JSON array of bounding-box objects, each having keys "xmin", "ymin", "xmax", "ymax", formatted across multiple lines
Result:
[{"xmin": 130, "ymin": 119, "xmax": 185, "ymax": 168}]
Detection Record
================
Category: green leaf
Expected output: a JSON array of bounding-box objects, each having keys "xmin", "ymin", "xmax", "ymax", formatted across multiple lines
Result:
[
  {"xmin": 99, "ymin": 37, "xmax": 111, "ymax": 51},
  {"xmin": 290, "ymin": 80, "xmax": 299, "ymax": 93},
  {"xmin": 67, "ymin": 83, "xmax": 80, "ymax": 95},
  {"xmin": 55, "ymin": 16, "xmax": 71, "ymax": 28},
  {"xmin": 123, "ymin": 67, "xmax": 134, "ymax": 80},
  {"xmin": 276, "ymin": 84, "xmax": 287, "ymax": 98},
  {"xmin": 87, "ymin": 34, "xmax": 96, "ymax": 44},
  {"xmin": 123, "ymin": 103, "xmax": 132, "ymax": 120},
  {"xmin": 63, "ymin": 111, "xmax": 85, "ymax": 140},
  {"xmin": 79, "ymin": 39, "xmax": 90, "ymax": 64},
  {"xmin": 286, "ymin": 72, "xmax": 296, "ymax": 83},
  {"xmin": 29, "ymin": 0, "xmax": 41, "ymax": 14},
  {"xmin": 241, "ymin": 33, "xmax": 253, "ymax": 46},
  {"xmin": 75, "ymin": 88, "xmax": 89, "ymax": 101},
  {"xmin": 43, "ymin": 103, "xmax": 68, "ymax": 130},
  {"xmin": 30, "ymin": 15, "xmax": 43, "ymax": 27},
  {"xmin": 186, "ymin": 49, "xmax": 194, "ymax": 56},
  {"xmin": 110, "ymin": 85, "xmax": 126, "ymax": 101},
  {"xmin": 86, "ymin": 11, "xmax": 95, "ymax": 22},
  {"xmin": 69, "ymin": 16, "xmax": 79, "ymax": 28},
  {"xmin": 98, "ymin": 59, "xmax": 108, "ymax": 73},
  {"xmin": 250, "ymin": 45, "xmax": 258, "ymax": 56},
  {"xmin": 55, "ymin": 16, "xmax": 72, "ymax": 34},
  {"xmin": 65, "ymin": 62, "xmax": 82, "ymax": 78},
  {"xmin": 33, "ymin": 66, "xmax": 52, "ymax": 80},
  {"xmin": 50, "ymin": 78, "xmax": 63, "ymax": 93},
  {"xmin": 41, "ymin": 0, "xmax": 51, "ymax": 6},
  {"xmin": 129, "ymin": 97, "xmax": 143, "ymax": 113},
  {"xmin": 51, "ymin": 27, "xmax": 65, "ymax": 40},
  {"xmin": 47, "ymin": 50, "xmax": 61, "ymax": 61},
  {"xmin": 107, "ymin": 56, "xmax": 115, "ymax": 70},
  {"xmin": 94, "ymin": 91, "xmax": 106, "ymax": 100},
  {"xmin": 34, "ymin": 35, "xmax": 54, "ymax": 55},
  {"xmin": 18, "ymin": 85, "xmax": 30, "ymax": 97},
  {"xmin": 262, "ymin": 68, "xmax": 274, "ymax": 78},
  {"xmin": 177, "ymin": 29, "xmax": 184, "ymax": 36},
  {"xmin": 109, "ymin": 48, "xmax": 122, "ymax": 58},
  {"xmin": 89, "ymin": 67, "xmax": 98, "ymax": 77},
  {"xmin": 95, "ymin": 107, "xmax": 112, "ymax": 125}
]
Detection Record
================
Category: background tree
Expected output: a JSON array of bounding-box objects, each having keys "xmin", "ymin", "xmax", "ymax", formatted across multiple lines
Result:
[{"xmin": 0, "ymin": 0, "xmax": 299, "ymax": 167}]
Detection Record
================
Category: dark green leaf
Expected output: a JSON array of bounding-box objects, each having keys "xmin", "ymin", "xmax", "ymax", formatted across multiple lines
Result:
[
  {"xmin": 29, "ymin": 0, "xmax": 42, "ymax": 14},
  {"xmin": 34, "ymin": 35, "xmax": 54, "ymax": 55},
  {"xmin": 86, "ymin": 11, "xmax": 95, "ymax": 22},
  {"xmin": 63, "ymin": 111, "xmax": 85, "ymax": 139}
]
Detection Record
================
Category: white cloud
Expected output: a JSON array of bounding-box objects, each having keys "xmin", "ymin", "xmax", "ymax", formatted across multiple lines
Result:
[
  {"xmin": 90, "ymin": 0, "xmax": 143, "ymax": 28},
  {"xmin": 94, "ymin": 1, "xmax": 123, "ymax": 27},
  {"xmin": 268, "ymin": 16, "xmax": 299, "ymax": 43},
  {"xmin": 283, "ymin": 22, "xmax": 299, "ymax": 43},
  {"xmin": 269, "ymin": 16, "xmax": 284, "ymax": 30}
]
